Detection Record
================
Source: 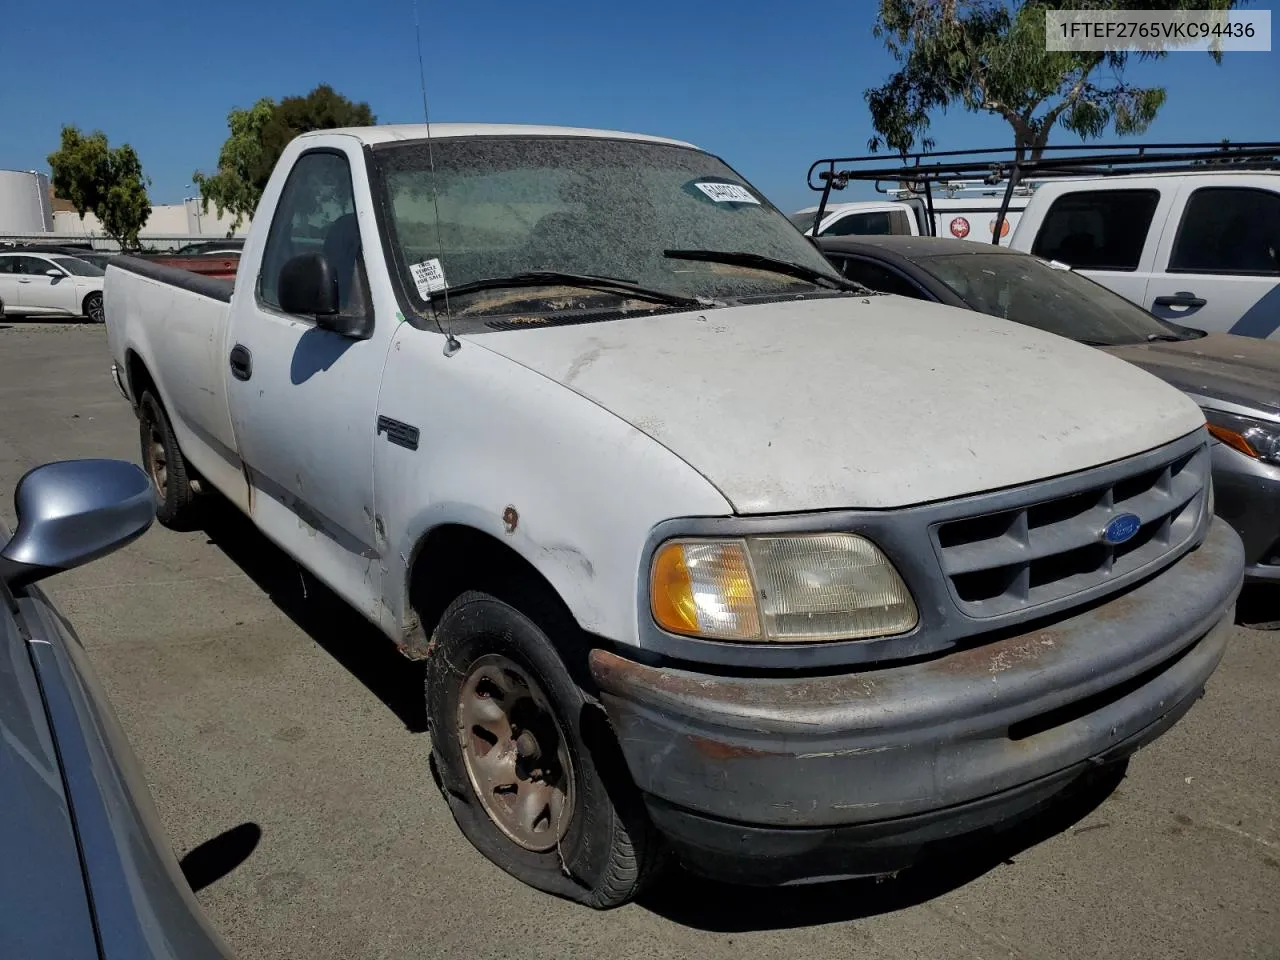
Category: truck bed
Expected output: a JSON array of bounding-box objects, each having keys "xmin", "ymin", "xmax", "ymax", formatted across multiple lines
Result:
[
  {"xmin": 111, "ymin": 255, "xmax": 236, "ymax": 300},
  {"xmin": 104, "ymin": 255, "xmax": 247, "ymax": 514}
]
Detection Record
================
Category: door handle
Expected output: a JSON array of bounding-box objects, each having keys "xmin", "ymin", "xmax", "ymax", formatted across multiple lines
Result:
[
  {"xmin": 17, "ymin": 279, "xmax": 32, "ymax": 284},
  {"xmin": 229, "ymin": 344, "xmax": 253, "ymax": 381},
  {"xmin": 1152, "ymin": 291, "xmax": 1206, "ymax": 308}
]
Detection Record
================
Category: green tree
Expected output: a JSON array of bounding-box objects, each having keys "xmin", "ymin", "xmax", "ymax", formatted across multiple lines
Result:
[
  {"xmin": 47, "ymin": 127, "xmax": 152, "ymax": 250},
  {"xmin": 865, "ymin": 0, "xmax": 1241, "ymax": 160},
  {"xmin": 194, "ymin": 86, "xmax": 375, "ymax": 230},
  {"xmin": 191, "ymin": 97, "xmax": 275, "ymax": 232}
]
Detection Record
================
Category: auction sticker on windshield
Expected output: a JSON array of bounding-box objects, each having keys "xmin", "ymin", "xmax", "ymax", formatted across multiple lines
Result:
[
  {"xmin": 410, "ymin": 258, "xmax": 447, "ymax": 298},
  {"xmin": 694, "ymin": 182, "xmax": 760, "ymax": 204}
]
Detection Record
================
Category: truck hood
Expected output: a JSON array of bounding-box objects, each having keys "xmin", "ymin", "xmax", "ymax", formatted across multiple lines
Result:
[
  {"xmin": 466, "ymin": 295, "xmax": 1204, "ymax": 513},
  {"xmin": 1101, "ymin": 333, "xmax": 1280, "ymax": 419}
]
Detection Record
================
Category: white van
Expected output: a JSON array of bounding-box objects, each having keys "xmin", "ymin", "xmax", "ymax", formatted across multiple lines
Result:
[
  {"xmin": 789, "ymin": 200, "xmax": 920, "ymax": 238},
  {"xmin": 792, "ymin": 189, "xmax": 1028, "ymax": 246},
  {"xmin": 1010, "ymin": 171, "xmax": 1280, "ymax": 339},
  {"xmin": 910, "ymin": 195, "xmax": 1028, "ymax": 245}
]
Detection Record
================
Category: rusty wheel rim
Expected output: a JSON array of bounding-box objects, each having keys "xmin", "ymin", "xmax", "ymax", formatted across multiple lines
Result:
[
  {"xmin": 146, "ymin": 422, "xmax": 167, "ymax": 496},
  {"xmin": 456, "ymin": 654, "xmax": 575, "ymax": 852}
]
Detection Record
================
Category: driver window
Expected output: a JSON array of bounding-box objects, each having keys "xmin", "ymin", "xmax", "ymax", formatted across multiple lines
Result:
[{"xmin": 258, "ymin": 151, "xmax": 367, "ymax": 318}]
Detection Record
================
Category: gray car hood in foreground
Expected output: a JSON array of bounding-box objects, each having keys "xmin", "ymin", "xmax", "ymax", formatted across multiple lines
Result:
[
  {"xmin": 1103, "ymin": 333, "xmax": 1280, "ymax": 419},
  {"xmin": 469, "ymin": 295, "xmax": 1205, "ymax": 513}
]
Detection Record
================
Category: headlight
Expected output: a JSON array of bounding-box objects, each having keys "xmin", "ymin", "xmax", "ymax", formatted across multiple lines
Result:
[
  {"xmin": 649, "ymin": 534, "xmax": 918, "ymax": 642},
  {"xmin": 1202, "ymin": 408, "xmax": 1280, "ymax": 466}
]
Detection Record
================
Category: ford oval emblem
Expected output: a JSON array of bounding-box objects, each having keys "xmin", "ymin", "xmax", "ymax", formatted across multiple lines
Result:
[{"xmin": 1102, "ymin": 513, "xmax": 1142, "ymax": 545}]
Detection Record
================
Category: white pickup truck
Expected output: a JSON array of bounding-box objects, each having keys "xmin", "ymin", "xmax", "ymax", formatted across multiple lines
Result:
[
  {"xmin": 105, "ymin": 123, "xmax": 1244, "ymax": 908},
  {"xmin": 1010, "ymin": 170, "xmax": 1280, "ymax": 339}
]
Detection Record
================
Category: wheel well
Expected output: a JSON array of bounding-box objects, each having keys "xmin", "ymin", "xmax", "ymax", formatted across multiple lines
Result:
[
  {"xmin": 82, "ymin": 289, "xmax": 102, "ymax": 309},
  {"xmin": 407, "ymin": 524, "xmax": 579, "ymax": 652},
  {"xmin": 125, "ymin": 349, "xmax": 157, "ymax": 408}
]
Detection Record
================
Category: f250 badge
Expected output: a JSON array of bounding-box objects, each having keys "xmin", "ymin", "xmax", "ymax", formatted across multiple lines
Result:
[{"xmin": 1102, "ymin": 513, "xmax": 1142, "ymax": 545}]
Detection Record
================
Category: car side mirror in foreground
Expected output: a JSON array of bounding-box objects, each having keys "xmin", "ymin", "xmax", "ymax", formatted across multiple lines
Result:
[{"xmin": 0, "ymin": 459, "xmax": 155, "ymax": 588}]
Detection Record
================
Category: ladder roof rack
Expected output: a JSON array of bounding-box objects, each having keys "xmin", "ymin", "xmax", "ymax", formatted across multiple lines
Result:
[{"xmin": 805, "ymin": 141, "xmax": 1280, "ymax": 244}]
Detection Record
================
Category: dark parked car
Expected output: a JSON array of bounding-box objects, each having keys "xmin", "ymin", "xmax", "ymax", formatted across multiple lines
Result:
[
  {"xmin": 1, "ymin": 459, "xmax": 234, "ymax": 959},
  {"xmin": 819, "ymin": 235, "xmax": 1280, "ymax": 590}
]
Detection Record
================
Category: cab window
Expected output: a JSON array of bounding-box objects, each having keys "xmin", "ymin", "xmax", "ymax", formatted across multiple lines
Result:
[{"xmin": 258, "ymin": 151, "xmax": 368, "ymax": 318}]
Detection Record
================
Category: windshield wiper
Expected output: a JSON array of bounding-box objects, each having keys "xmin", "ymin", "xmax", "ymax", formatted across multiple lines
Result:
[
  {"xmin": 663, "ymin": 249, "xmax": 863, "ymax": 293},
  {"xmin": 433, "ymin": 271, "xmax": 705, "ymax": 310}
]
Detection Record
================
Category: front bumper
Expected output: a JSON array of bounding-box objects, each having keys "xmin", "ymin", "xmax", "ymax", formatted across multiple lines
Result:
[
  {"xmin": 1211, "ymin": 442, "xmax": 1280, "ymax": 582},
  {"xmin": 591, "ymin": 517, "xmax": 1243, "ymax": 884}
]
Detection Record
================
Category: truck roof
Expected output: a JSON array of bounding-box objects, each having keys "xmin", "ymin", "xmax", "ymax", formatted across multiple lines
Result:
[
  {"xmin": 298, "ymin": 123, "xmax": 697, "ymax": 149},
  {"xmin": 793, "ymin": 200, "xmax": 909, "ymax": 215}
]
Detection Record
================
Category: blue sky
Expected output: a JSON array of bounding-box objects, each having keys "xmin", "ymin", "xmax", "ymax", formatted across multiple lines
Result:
[{"xmin": 1, "ymin": 0, "xmax": 1276, "ymax": 213}]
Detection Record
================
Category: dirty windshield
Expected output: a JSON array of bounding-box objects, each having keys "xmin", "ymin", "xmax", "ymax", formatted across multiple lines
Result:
[
  {"xmin": 373, "ymin": 136, "xmax": 845, "ymax": 321},
  {"xmin": 921, "ymin": 253, "xmax": 1188, "ymax": 346},
  {"xmin": 788, "ymin": 211, "xmax": 821, "ymax": 233}
]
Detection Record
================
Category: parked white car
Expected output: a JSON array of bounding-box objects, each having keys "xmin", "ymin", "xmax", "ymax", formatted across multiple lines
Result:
[
  {"xmin": 0, "ymin": 252, "xmax": 106, "ymax": 321},
  {"xmin": 1010, "ymin": 171, "xmax": 1280, "ymax": 339}
]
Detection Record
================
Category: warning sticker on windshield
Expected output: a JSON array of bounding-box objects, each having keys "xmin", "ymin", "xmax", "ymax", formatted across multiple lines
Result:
[
  {"xmin": 409, "ymin": 258, "xmax": 447, "ymax": 297},
  {"xmin": 694, "ymin": 182, "xmax": 760, "ymax": 204}
]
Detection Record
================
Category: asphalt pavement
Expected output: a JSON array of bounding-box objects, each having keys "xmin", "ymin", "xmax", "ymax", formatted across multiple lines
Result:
[{"xmin": 2, "ymin": 320, "xmax": 1277, "ymax": 960}]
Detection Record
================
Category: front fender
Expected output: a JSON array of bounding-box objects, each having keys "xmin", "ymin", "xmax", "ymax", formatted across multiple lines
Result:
[{"xmin": 375, "ymin": 327, "xmax": 732, "ymax": 648}]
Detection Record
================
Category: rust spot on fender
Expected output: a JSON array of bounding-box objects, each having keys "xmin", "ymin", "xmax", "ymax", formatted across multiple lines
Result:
[{"xmin": 686, "ymin": 735, "xmax": 773, "ymax": 760}]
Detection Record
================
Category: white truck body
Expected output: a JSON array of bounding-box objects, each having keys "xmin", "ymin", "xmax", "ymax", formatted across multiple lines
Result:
[
  {"xmin": 106, "ymin": 125, "xmax": 1203, "ymax": 650},
  {"xmin": 792, "ymin": 196, "xmax": 1028, "ymax": 245},
  {"xmin": 104, "ymin": 123, "xmax": 1242, "ymax": 902},
  {"xmin": 1009, "ymin": 171, "xmax": 1280, "ymax": 339},
  {"xmin": 790, "ymin": 200, "xmax": 921, "ymax": 238}
]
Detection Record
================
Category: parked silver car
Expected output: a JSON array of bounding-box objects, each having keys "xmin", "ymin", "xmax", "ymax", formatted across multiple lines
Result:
[{"xmin": 1, "ymin": 459, "xmax": 234, "ymax": 959}]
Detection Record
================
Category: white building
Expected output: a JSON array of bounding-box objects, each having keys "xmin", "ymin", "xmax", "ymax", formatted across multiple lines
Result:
[
  {"xmin": 53, "ymin": 199, "xmax": 249, "ymax": 241},
  {"xmin": 0, "ymin": 170, "xmax": 55, "ymax": 233},
  {"xmin": 0, "ymin": 166, "xmax": 248, "ymax": 248}
]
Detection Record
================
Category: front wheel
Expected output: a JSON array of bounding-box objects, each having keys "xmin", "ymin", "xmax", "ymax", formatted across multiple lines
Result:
[
  {"xmin": 425, "ymin": 590, "xmax": 660, "ymax": 908},
  {"xmin": 83, "ymin": 291, "xmax": 104, "ymax": 323}
]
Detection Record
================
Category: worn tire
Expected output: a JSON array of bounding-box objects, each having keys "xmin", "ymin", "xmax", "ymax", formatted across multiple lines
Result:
[
  {"xmin": 425, "ymin": 589, "xmax": 660, "ymax": 908},
  {"xmin": 83, "ymin": 291, "xmax": 104, "ymax": 323},
  {"xmin": 137, "ymin": 390, "xmax": 200, "ymax": 529}
]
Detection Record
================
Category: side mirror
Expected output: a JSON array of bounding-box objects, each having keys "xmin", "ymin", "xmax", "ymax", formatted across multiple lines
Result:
[
  {"xmin": 278, "ymin": 253, "xmax": 339, "ymax": 318},
  {"xmin": 46, "ymin": 269, "xmax": 63, "ymax": 278},
  {"xmin": 0, "ymin": 460, "xmax": 155, "ymax": 588}
]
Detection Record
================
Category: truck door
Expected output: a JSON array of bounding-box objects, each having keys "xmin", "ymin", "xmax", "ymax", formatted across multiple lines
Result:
[
  {"xmin": 224, "ymin": 140, "xmax": 394, "ymax": 614},
  {"xmin": 1145, "ymin": 181, "xmax": 1280, "ymax": 339}
]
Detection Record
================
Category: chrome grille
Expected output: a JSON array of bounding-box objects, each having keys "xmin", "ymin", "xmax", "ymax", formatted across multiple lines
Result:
[{"xmin": 933, "ymin": 442, "xmax": 1210, "ymax": 618}]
